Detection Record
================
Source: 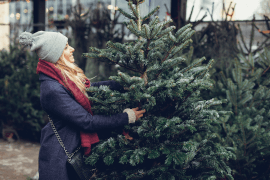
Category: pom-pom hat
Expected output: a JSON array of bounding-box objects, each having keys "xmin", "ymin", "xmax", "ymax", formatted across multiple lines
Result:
[{"xmin": 19, "ymin": 31, "xmax": 68, "ymax": 63}]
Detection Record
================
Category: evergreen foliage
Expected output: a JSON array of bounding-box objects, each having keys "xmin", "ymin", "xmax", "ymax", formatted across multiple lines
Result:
[
  {"xmin": 0, "ymin": 45, "xmax": 45, "ymax": 141},
  {"xmin": 68, "ymin": 1, "xmax": 125, "ymax": 81},
  {"xmin": 83, "ymin": 0, "xmax": 234, "ymax": 179},
  {"xmin": 200, "ymin": 47, "xmax": 270, "ymax": 180}
]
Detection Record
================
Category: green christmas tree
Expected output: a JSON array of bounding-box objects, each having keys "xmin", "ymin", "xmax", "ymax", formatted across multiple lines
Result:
[
  {"xmin": 83, "ymin": 0, "xmax": 234, "ymax": 179},
  {"xmin": 0, "ymin": 44, "xmax": 45, "ymax": 141},
  {"xmin": 200, "ymin": 47, "xmax": 270, "ymax": 179}
]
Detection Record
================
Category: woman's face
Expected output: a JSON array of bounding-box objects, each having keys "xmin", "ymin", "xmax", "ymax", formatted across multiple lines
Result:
[{"xmin": 63, "ymin": 43, "xmax": 75, "ymax": 63}]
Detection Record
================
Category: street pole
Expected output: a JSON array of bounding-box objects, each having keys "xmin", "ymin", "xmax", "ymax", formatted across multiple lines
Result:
[
  {"xmin": 171, "ymin": 0, "xmax": 187, "ymax": 29},
  {"xmin": 33, "ymin": 0, "xmax": 46, "ymax": 32}
]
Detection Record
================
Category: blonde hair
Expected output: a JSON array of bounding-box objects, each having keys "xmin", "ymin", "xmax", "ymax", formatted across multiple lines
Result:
[{"xmin": 55, "ymin": 53, "xmax": 89, "ymax": 97}]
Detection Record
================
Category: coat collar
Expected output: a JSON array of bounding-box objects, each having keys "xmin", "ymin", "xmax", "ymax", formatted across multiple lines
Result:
[{"xmin": 39, "ymin": 72, "xmax": 57, "ymax": 81}]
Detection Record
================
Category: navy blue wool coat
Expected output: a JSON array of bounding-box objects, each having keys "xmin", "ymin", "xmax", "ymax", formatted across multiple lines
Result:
[{"xmin": 38, "ymin": 73, "xmax": 129, "ymax": 180}]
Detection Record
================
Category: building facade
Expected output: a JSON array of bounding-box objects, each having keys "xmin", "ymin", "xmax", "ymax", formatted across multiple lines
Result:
[
  {"xmin": 0, "ymin": 2, "xmax": 9, "ymax": 51},
  {"xmin": 5, "ymin": 0, "xmax": 170, "ymax": 46},
  {"xmin": 8, "ymin": 0, "xmax": 170, "ymax": 29}
]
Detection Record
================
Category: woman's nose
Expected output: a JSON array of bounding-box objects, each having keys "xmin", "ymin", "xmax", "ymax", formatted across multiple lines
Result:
[{"xmin": 70, "ymin": 47, "xmax": 75, "ymax": 52}]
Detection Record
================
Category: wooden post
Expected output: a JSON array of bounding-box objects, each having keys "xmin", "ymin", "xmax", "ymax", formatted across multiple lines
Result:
[
  {"xmin": 33, "ymin": 0, "xmax": 46, "ymax": 32},
  {"xmin": 171, "ymin": 0, "xmax": 187, "ymax": 29}
]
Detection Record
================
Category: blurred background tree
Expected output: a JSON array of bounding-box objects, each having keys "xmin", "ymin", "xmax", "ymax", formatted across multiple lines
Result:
[
  {"xmin": 0, "ymin": 37, "xmax": 46, "ymax": 142},
  {"xmin": 258, "ymin": 0, "xmax": 270, "ymax": 18}
]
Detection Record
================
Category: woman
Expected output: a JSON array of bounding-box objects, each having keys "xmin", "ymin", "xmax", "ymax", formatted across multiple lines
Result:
[{"xmin": 19, "ymin": 31, "xmax": 146, "ymax": 180}]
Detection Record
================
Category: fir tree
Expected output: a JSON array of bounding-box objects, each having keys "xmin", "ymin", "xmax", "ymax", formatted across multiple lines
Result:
[
  {"xmin": 0, "ymin": 45, "xmax": 45, "ymax": 141},
  {"xmin": 83, "ymin": 0, "xmax": 234, "ymax": 179},
  {"xmin": 200, "ymin": 47, "xmax": 270, "ymax": 179}
]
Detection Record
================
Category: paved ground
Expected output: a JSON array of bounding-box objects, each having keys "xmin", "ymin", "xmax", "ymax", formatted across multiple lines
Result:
[{"xmin": 0, "ymin": 138, "xmax": 40, "ymax": 180}]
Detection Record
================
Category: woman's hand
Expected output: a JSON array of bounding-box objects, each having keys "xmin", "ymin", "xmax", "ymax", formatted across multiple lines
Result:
[{"xmin": 132, "ymin": 107, "xmax": 146, "ymax": 121}]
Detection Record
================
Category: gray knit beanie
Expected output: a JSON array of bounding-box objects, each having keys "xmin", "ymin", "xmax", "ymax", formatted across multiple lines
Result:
[{"xmin": 19, "ymin": 31, "xmax": 68, "ymax": 63}]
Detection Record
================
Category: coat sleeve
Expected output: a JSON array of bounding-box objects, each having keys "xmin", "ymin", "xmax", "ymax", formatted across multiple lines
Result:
[
  {"xmin": 40, "ymin": 80, "xmax": 129, "ymax": 132},
  {"xmin": 91, "ymin": 80, "xmax": 125, "ymax": 92}
]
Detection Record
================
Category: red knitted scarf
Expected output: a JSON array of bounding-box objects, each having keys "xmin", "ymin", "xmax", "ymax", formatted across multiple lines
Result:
[{"xmin": 36, "ymin": 59, "xmax": 99, "ymax": 156}]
